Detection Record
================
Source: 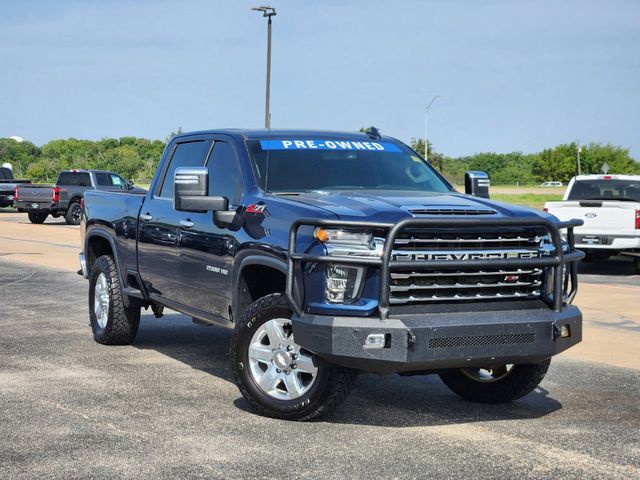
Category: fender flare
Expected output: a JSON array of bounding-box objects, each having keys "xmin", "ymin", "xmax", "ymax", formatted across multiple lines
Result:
[
  {"xmin": 84, "ymin": 228, "xmax": 130, "ymax": 306},
  {"xmin": 231, "ymin": 250, "xmax": 290, "ymax": 319}
]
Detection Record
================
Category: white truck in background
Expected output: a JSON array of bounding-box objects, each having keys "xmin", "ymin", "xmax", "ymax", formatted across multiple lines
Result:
[{"xmin": 544, "ymin": 174, "xmax": 640, "ymax": 272}]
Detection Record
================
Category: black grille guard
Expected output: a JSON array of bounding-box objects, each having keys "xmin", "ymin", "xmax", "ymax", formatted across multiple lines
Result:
[{"xmin": 286, "ymin": 217, "xmax": 584, "ymax": 320}]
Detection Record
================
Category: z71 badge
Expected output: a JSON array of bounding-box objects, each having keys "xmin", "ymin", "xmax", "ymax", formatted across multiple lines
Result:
[{"xmin": 246, "ymin": 203, "xmax": 268, "ymax": 214}]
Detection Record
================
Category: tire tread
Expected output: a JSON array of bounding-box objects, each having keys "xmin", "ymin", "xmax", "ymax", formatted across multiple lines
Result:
[{"xmin": 91, "ymin": 255, "xmax": 140, "ymax": 345}]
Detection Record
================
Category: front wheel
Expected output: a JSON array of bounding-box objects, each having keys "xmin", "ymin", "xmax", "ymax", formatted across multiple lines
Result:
[
  {"xmin": 439, "ymin": 359, "xmax": 551, "ymax": 403},
  {"xmin": 231, "ymin": 293, "xmax": 357, "ymax": 421},
  {"xmin": 89, "ymin": 255, "xmax": 140, "ymax": 345},
  {"xmin": 65, "ymin": 201, "xmax": 83, "ymax": 225},
  {"xmin": 28, "ymin": 211, "xmax": 48, "ymax": 224}
]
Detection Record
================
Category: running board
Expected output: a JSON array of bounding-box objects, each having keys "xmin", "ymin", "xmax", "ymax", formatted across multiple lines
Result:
[{"xmin": 123, "ymin": 286, "xmax": 144, "ymax": 299}]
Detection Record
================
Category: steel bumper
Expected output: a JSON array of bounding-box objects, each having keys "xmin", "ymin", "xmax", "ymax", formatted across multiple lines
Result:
[{"xmin": 292, "ymin": 305, "xmax": 582, "ymax": 373}]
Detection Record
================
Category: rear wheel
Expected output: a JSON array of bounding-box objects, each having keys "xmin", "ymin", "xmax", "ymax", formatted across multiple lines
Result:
[
  {"xmin": 439, "ymin": 359, "xmax": 551, "ymax": 403},
  {"xmin": 231, "ymin": 293, "xmax": 357, "ymax": 420},
  {"xmin": 89, "ymin": 255, "xmax": 140, "ymax": 345},
  {"xmin": 65, "ymin": 201, "xmax": 83, "ymax": 225},
  {"xmin": 28, "ymin": 211, "xmax": 48, "ymax": 224}
]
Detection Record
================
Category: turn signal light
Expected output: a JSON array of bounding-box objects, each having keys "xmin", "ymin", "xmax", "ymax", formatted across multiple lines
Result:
[
  {"xmin": 635, "ymin": 210, "xmax": 640, "ymax": 230},
  {"xmin": 14, "ymin": 186, "xmax": 19, "ymax": 201},
  {"xmin": 52, "ymin": 186, "xmax": 60, "ymax": 203}
]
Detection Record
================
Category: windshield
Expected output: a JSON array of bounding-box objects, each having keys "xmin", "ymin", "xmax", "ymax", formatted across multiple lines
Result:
[
  {"xmin": 567, "ymin": 179, "xmax": 640, "ymax": 202},
  {"xmin": 246, "ymin": 138, "xmax": 452, "ymax": 194}
]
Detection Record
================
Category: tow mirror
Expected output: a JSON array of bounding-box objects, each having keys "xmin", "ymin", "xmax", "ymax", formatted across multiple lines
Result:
[
  {"xmin": 174, "ymin": 167, "xmax": 228, "ymax": 212},
  {"xmin": 464, "ymin": 171, "xmax": 490, "ymax": 198}
]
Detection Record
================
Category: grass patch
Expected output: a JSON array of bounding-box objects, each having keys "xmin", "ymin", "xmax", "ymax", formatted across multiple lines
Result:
[{"xmin": 491, "ymin": 193, "xmax": 563, "ymax": 210}]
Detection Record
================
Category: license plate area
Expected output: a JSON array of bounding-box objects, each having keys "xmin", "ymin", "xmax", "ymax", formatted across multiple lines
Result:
[{"xmin": 31, "ymin": 203, "xmax": 39, "ymax": 209}]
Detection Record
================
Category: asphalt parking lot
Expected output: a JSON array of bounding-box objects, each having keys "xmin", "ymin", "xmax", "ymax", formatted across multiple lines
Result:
[{"xmin": 1, "ymin": 209, "xmax": 639, "ymax": 479}]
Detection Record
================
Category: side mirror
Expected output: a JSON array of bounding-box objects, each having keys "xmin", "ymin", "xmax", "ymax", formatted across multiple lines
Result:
[
  {"xmin": 174, "ymin": 167, "xmax": 228, "ymax": 212},
  {"xmin": 128, "ymin": 179, "xmax": 135, "ymax": 188},
  {"xmin": 464, "ymin": 171, "xmax": 490, "ymax": 198}
]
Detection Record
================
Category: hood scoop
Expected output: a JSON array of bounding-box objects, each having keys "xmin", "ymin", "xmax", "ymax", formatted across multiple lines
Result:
[{"xmin": 409, "ymin": 207, "xmax": 497, "ymax": 216}]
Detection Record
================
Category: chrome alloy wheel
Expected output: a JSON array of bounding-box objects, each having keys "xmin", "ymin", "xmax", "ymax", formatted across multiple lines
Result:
[
  {"xmin": 93, "ymin": 272, "xmax": 110, "ymax": 329},
  {"xmin": 460, "ymin": 364, "xmax": 514, "ymax": 382},
  {"xmin": 248, "ymin": 318, "xmax": 318, "ymax": 400}
]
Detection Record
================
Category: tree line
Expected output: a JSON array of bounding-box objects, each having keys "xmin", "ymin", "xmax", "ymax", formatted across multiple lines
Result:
[
  {"xmin": 410, "ymin": 138, "xmax": 640, "ymax": 184},
  {"xmin": 0, "ymin": 134, "xmax": 638, "ymax": 185}
]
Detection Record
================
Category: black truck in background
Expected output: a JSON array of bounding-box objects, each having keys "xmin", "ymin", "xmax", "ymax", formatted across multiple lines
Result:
[
  {"xmin": 0, "ymin": 166, "xmax": 30, "ymax": 208},
  {"xmin": 15, "ymin": 169, "xmax": 144, "ymax": 224},
  {"xmin": 80, "ymin": 129, "xmax": 584, "ymax": 420}
]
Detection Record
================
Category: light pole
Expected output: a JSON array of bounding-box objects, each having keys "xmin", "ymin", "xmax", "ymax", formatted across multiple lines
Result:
[
  {"xmin": 576, "ymin": 142, "xmax": 582, "ymax": 176},
  {"xmin": 252, "ymin": 6, "xmax": 276, "ymax": 129},
  {"xmin": 424, "ymin": 95, "xmax": 439, "ymax": 161}
]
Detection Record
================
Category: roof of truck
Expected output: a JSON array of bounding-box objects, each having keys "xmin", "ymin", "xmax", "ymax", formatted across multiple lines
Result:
[{"xmin": 172, "ymin": 129, "xmax": 398, "ymax": 142}]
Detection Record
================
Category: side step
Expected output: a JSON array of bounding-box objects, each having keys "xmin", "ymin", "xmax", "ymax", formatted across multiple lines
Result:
[{"xmin": 123, "ymin": 286, "xmax": 145, "ymax": 300}]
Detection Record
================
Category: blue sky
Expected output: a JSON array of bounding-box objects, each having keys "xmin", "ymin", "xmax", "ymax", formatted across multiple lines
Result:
[{"xmin": 1, "ymin": 0, "xmax": 639, "ymax": 158}]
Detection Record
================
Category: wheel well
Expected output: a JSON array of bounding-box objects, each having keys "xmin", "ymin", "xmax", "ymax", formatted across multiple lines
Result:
[
  {"xmin": 87, "ymin": 236, "xmax": 113, "ymax": 271},
  {"xmin": 69, "ymin": 196, "xmax": 83, "ymax": 206},
  {"xmin": 238, "ymin": 265, "xmax": 286, "ymax": 316}
]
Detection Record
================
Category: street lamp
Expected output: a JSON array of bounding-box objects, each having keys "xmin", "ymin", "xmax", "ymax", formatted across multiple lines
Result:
[
  {"xmin": 252, "ymin": 6, "xmax": 277, "ymax": 129},
  {"xmin": 424, "ymin": 95, "xmax": 439, "ymax": 161}
]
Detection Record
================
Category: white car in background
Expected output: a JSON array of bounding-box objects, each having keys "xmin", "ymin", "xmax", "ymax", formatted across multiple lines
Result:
[
  {"xmin": 544, "ymin": 174, "xmax": 640, "ymax": 271},
  {"xmin": 540, "ymin": 181, "xmax": 563, "ymax": 187}
]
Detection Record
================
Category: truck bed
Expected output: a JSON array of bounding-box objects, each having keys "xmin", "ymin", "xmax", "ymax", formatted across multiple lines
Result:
[{"xmin": 83, "ymin": 190, "xmax": 146, "ymax": 276}]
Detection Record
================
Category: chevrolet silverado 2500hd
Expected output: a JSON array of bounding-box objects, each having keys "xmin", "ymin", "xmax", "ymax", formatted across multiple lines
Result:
[{"xmin": 80, "ymin": 129, "xmax": 584, "ymax": 420}]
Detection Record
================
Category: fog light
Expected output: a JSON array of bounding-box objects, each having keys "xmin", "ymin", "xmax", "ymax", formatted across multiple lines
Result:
[
  {"xmin": 364, "ymin": 333, "xmax": 387, "ymax": 349},
  {"xmin": 560, "ymin": 324, "xmax": 571, "ymax": 338},
  {"xmin": 325, "ymin": 264, "xmax": 364, "ymax": 303}
]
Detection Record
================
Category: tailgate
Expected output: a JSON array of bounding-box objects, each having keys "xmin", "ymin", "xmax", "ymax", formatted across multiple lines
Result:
[
  {"xmin": 546, "ymin": 201, "xmax": 637, "ymax": 235},
  {"xmin": 17, "ymin": 185, "xmax": 54, "ymax": 202}
]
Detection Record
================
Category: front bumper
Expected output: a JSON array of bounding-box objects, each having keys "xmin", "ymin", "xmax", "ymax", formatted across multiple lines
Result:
[{"xmin": 292, "ymin": 305, "xmax": 582, "ymax": 373}]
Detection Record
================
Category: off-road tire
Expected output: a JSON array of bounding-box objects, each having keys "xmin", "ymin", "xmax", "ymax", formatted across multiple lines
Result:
[
  {"xmin": 439, "ymin": 359, "xmax": 551, "ymax": 403},
  {"xmin": 231, "ymin": 293, "xmax": 357, "ymax": 421},
  {"xmin": 28, "ymin": 211, "xmax": 48, "ymax": 224},
  {"xmin": 89, "ymin": 255, "xmax": 140, "ymax": 345},
  {"xmin": 65, "ymin": 202, "xmax": 82, "ymax": 225}
]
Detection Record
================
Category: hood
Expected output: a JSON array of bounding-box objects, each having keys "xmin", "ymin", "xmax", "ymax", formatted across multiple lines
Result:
[{"xmin": 284, "ymin": 190, "xmax": 551, "ymax": 223}]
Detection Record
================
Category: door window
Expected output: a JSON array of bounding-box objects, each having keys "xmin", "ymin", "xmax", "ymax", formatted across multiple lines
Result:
[
  {"xmin": 159, "ymin": 141, "xmax": 210, "ymax": 198},
  {"xmin": 95, "ymin": 173, "xmax": 110, "ymax": 186},
  {"xmin": 206, "ymin": 141, "xmax": 244, "ymax": 205},
  {"xmin": 110, "ymin": 174, "xmax": 127, "ymax": 189}
]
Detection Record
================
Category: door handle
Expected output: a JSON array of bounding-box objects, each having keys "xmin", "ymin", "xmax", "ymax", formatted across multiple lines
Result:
[
  {"xmin": 140, "ymin": 213, "xmax": 153, "ymax": 222},
  {"xmin": 179, "ymin": 219, "xmax": 194, "ymax": 229}
]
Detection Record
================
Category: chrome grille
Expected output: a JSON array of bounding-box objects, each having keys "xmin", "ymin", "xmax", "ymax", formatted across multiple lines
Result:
[{"xmin": 390, "ymin": 228, "xmax": 547, "ymax": 305}]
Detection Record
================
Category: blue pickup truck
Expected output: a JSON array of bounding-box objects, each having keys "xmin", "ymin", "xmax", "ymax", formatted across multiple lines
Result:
[{"xmin": 80, "ymin": 129, "xmax": 584, "ymax": 420}]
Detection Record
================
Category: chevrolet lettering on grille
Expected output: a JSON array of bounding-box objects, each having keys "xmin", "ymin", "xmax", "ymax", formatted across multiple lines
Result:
[{"xmin": 393, "ymin": 250, "xmax": 542, "ymax": 262}]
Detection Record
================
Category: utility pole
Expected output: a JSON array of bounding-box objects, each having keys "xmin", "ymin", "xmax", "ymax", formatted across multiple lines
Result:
[
  {"xmin": 252, "ymin": 6, "xmax": 277, "ymax": 129},
  {"xmin": 424, "ymin": 95, "xmax": 439, "ymax": 161},
  {"xmin": 577, "ymin": 142, "xmax": 582, "ymax": 176}
]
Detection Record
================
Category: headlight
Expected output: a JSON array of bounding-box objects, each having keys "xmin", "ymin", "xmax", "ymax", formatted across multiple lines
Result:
[
  {"xmin": 325, "ymin": 264, "xmax": 364, "ymax": 303},
  {"xmin": 314, "ymin": 228, "xmax": 372, "ymax": 245}
]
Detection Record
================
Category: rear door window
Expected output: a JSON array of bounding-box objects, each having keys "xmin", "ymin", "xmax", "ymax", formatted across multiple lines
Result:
[
  {"xmin": 158, "ymin": 141, "xmax": 210, "ymax": 198},
  {"xmin": 95, "ymin": 173, "xmax": 111, "ymax": 186}
]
